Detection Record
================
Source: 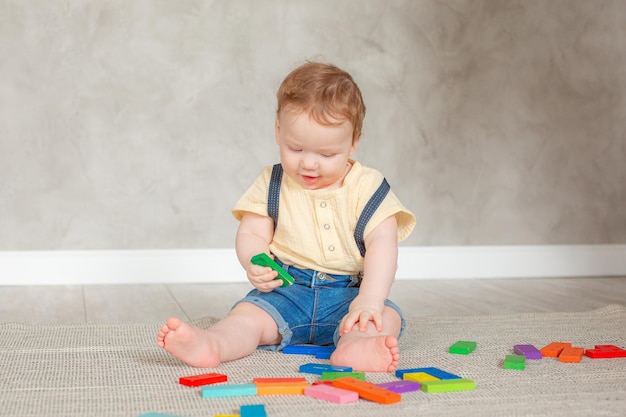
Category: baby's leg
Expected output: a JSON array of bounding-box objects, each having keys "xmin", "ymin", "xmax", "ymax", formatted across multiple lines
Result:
[
  {"xmin": 157, "ymin": 302, "xmax": 281, "ymax": 368},
  {"xmin": 330, "ymin": 306, "xmax": 401, "ymax": 372}
]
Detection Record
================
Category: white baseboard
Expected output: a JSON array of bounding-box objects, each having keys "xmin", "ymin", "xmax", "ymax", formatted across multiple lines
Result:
[{"xmin": 1, "ymin": 245, "xmax": 625, "ymax": 286}]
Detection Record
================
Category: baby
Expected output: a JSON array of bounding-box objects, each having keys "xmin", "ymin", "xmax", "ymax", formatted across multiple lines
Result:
[{"xmin": 158, "ymin": 61, "xmax": 415, "ymax": 372}]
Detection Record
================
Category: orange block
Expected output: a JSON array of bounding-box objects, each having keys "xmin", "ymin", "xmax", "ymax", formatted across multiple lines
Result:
[
  {"xmin": 559, "ymin": 346, "xmax": 584, "ymax": 363},
  {"xmin": 332, "ymin": 377, "xmax": 401, "ymax": 405},
  {"xmin": 256, "ymin": 381, "xmax": 309, "ymax": 395},
  {"xmin": 540, "ymin": 342, "xmax": 571, "ymax": 357}
]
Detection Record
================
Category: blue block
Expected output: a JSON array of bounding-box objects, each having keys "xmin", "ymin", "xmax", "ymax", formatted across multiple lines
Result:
[
  {"xmin": 201, "ymin": 383, "xmax": 257, "ymax": 398},
  {"xmin": 283, "ymin": 344, "xmax": 335, "ymax": 357},
  {"xmin": 240, "ymin": 404, "xmax": 267, "ymax": 417},
  {"xmin": 299, "ymin": 363, "xmax": 352, "ymax": 375},
  {"xmin": 395, "ymin": 367, "xmax": 461, "ymax": 380}
]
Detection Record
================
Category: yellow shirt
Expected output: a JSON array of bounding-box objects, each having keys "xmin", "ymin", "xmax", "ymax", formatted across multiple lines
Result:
[{"xmin": 232, "ymin": 160, "xmax": 416, "ymax": 276}]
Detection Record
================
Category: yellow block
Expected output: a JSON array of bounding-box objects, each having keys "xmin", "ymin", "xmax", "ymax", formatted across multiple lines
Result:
[{"xmin": 403, "ymin": 372, "xmax": 439, "ymax": 382}]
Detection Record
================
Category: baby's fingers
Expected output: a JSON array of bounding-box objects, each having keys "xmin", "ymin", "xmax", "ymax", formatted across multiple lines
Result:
[
  {"xmin": 340, "ymin": 312, "xmax": 360, "ymax": 334},
  {"xmin": 370, "ymin": 311, "xmax": 384, "ymax": 332}
]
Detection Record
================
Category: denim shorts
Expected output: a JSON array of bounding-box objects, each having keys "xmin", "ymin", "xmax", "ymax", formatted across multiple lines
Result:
[{"xmin": 233, "ymin": 258, "xmax": 406, "ymax": 351}]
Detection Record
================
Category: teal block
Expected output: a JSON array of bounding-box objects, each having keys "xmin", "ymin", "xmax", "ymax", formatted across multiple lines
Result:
[
  {"xmin": 201, "ymin": 383, "xmax": 257, "ymax": 398},
  {"xmin": 240, "ymin": 404, "xmax": 267, "ymax": 417}
]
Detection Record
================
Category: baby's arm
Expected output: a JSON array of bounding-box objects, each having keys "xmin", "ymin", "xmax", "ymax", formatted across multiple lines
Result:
[
  {"xmin": 340, "ymin": 215, "xmax": 399, "ymax": 334},
  {"xmin": 236, "ymin": 212, "xmax": 284, "ymax": 292}
]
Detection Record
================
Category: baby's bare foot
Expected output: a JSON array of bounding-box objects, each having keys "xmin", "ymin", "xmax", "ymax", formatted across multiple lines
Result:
[
  {"xmin": 330, "ymin": 335, "xmax": 400, "ymax": 372},
  {"xmin": 157, "ymin": 317, "xmax": 221, "ymax": 368}
]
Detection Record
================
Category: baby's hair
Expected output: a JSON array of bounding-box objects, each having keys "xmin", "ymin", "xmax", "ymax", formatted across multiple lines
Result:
[{"xmin": 277, "ymin": 62, "xmax": 366, "ymax": 143}]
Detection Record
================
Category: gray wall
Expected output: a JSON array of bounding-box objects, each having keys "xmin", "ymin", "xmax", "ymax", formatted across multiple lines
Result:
[{"xmin": 1, "ymin": 0, "xmax": 624, "ymax": 250}]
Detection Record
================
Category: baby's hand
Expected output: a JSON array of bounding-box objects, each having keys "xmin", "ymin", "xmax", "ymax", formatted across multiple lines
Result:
[
  {"xmin": 247, "ymin": 263, "xmax": 283, "ymax": 292},
  {"xmin": 339, "ymin": 305, "xmax": 384, "ymax": 335}
]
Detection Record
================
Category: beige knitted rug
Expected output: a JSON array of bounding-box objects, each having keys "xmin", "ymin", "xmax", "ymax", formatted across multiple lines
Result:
[{"xmin": 1, "ymin": 305, "xmax": 625, "ymax": 417}]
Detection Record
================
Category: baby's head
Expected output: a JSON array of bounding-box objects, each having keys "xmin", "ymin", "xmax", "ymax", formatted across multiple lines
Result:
[{"xmin": 276, "ymin": 62, "xmax": 366, "ymax": 143}]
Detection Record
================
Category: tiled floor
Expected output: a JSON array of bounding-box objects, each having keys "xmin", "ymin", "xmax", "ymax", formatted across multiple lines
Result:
[{"xmin": 1, "ymin": 277, "xmax": 625, "ymax": 324}]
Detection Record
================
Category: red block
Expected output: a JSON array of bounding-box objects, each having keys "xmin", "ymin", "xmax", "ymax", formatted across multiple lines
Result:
[
  {"xmin": 585, "ymin": 344, "xmax": 626, "ymax": 359},
  {"xmin": 179, "ymin": 372, "xmax": 227, "ymax": 387}
]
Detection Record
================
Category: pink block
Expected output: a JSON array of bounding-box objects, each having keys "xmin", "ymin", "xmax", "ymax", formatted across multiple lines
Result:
[{"xmin": 304, "ymin": 384, "xmax": 359, "ymax": 404}]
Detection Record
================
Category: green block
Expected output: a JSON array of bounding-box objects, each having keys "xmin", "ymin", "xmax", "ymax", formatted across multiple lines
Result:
[
  {"xmin": 449, "ymin": 340, "xmax": 477, "ymax": 354},
  {"xmin": 421, "ymin": 378, "xmax": 476, "ymax": 393},
  {"xmin": 320, "ymin": 371, "xmax": 366, "ymax": 381},
  {"xmin": 503, "ymin": 354, "xmax": 526, "ymax": 370},
  {"xmin": 250, "ymin": 253, "xmax": 295, "ymax": 287}
]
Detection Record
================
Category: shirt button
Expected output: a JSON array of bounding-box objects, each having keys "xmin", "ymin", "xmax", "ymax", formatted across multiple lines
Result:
[
  {"xmin": 328, "ymin": 245, "xmax": 335, "ymax": 252},
  {"xmin": 320, "ymin": 202, "xmax": 327, "ymax": 208},
  {"xmin": 324, "ymin": 224, "xmax": 330, "ymax": 230}
]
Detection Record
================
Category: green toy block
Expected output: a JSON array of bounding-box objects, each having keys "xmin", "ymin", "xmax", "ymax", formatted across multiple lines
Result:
[
  {"xmin": 250, "ymin": 253, "xmax": 294, "ymax": 287},
  {"xmin": 320, "ymin": 371, "xmax": 366, "ymax": 381},
  {"xmin": 449, "ymin": 340, "xmax": 477, "ymax": 354},
  {"xmin": 420, "ymin": 378, "xmax": 476, "ymax": 393},
  {"xmin": 503, "ymin": 354, "xmax": 526, "ymax": 370}
]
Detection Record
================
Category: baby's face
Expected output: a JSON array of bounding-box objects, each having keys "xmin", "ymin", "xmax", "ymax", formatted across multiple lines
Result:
[{"xmin": 275, "ymin": 109, "xmax": 358, "ymax": 190}]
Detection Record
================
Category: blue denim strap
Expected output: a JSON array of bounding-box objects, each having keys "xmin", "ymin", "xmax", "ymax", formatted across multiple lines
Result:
[
  {"xmin": 268, "ymin": 163, "xmax": 283, "ymax": 231},
  {"xmin": 354, "ymin": 178, "xmax": 390, "ymax": 257}
]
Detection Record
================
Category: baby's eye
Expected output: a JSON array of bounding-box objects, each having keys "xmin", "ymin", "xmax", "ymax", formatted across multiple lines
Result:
[
  {"xmin": 321, "ymin": 153, "xmax": 335, "ymax": 158},
  {"xmin": 289, "ymin": 147, "xmax": 302, "ymax": 152}
]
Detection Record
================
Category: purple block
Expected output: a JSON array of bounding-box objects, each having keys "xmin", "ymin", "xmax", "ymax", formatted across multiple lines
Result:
[
  {"xmin": 514, "ymin": 344, "xmax": 542, "ymax": 360},
  {"xmin": 376, "ymin": 380, "xmax": 421, "ymax": 393}
]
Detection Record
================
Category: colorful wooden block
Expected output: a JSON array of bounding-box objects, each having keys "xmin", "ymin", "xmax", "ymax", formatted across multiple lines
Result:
[
  {"xmin": 256, "ymin": 382, "xmax": 309, "ymax": 395},
  {"xmin": 503, "ymin": 354, "xmax": 526, "ymax": 370},
  {"xmin": 240, "ymin": 404, "xmax": 267, "ymax": 417},
  {"xmin": 403, "ymin": 372, "xmax": 439, "ymax": 382},
  {"xmin": 376, "ymin": 380, "xmax": 421, "ymax": 393},
  {"xmin": 283, "ymin": 344, "xmax": 335, "ymax": 357},
  {"xmin": 513, "ymin": 344, "xmax": 542, "ymax": 360},
  {"xmin": 179, "ymin": 372, "xmax": 227, "ymax": 387},
  {"xmin": 320, "ymin": 371, "xmax": 365, "ymax": 381},
  {"xmin": 332, "ymin": 377, "xmax": 401, "ymax": 405},
  {"xmin": 315, "ymin": 349, "xmax": 334, "ymax": 359},
  {"xmin": 449, "ymin": 340, "xmax": 477, "ymax": 354},
  {"xmin": 201, "ymin": 383, "xmax": 257, "ymax": 398},
  {"xmin": 304, "ymin": 384, "xmax": 359, "ymax": 404},
  {"xmin": 559, "ymin": 346, "xmax": 584, "ymax": 363},
  {"xmin": 585, "ymin": 344, "xmax": 626, "ymax": 359},
  {"xmin": 421, "ymin": 378, "xmax": 476, "ymax": 393},
  {"xmin": 540, "ymin": 342, "xmax": 571, "ymax": 357},
  {"xmin": 395, "ymin": 367, "xmax": 461, "ymax": 380},
  {"xmin": 311, "ymin": 380, "xmax": 334, "ymax": 386},
  {"xmin": 299, "ymin": 363, "xmax": 352, "ymax": 375}
]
